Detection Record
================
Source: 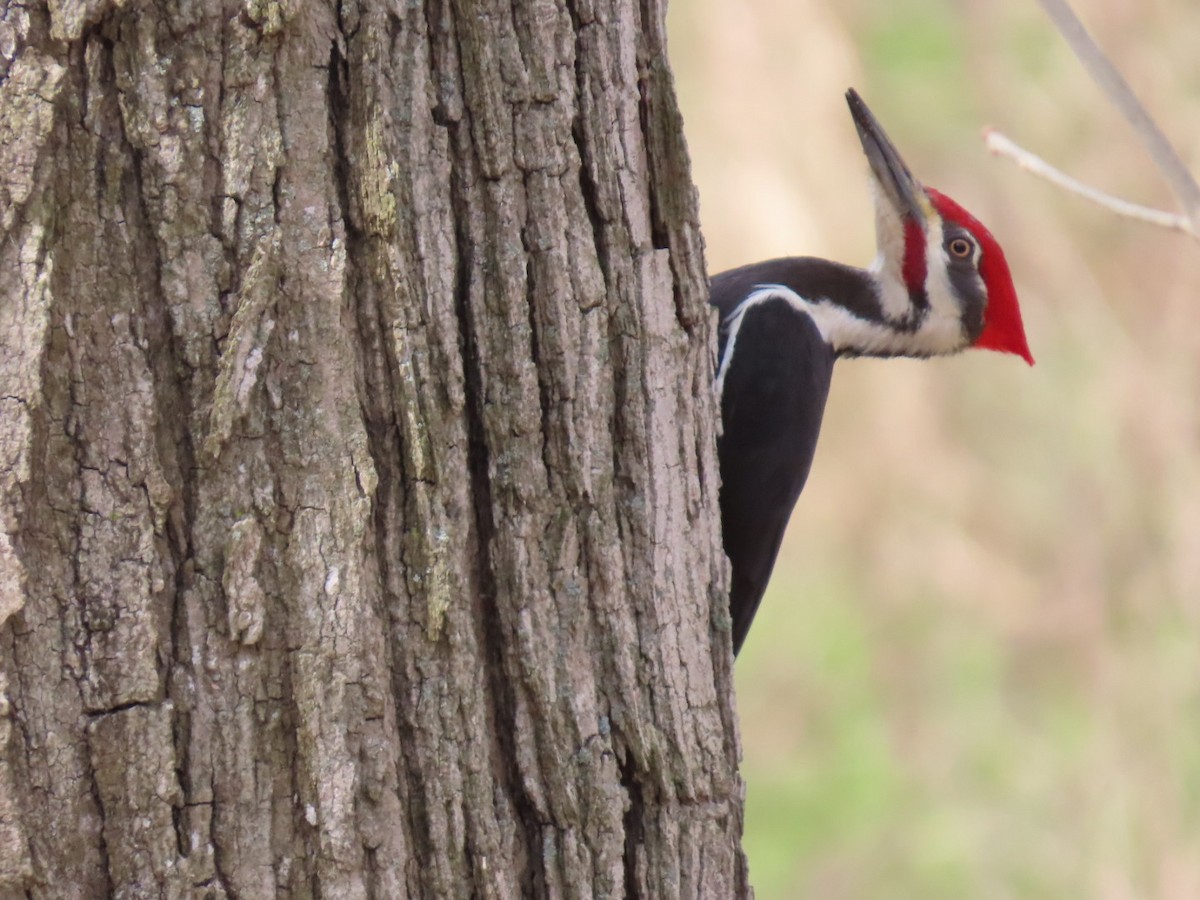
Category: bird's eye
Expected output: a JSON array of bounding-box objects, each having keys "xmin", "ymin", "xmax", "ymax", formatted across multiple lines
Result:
[{"xmin": 949, "ymin": 237, "xmax": 974, "ymax": 259}]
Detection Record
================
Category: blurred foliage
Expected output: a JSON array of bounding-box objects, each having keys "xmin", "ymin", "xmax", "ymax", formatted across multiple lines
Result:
[{"xmin": 668, "ymin": 0, "xmax": 1200, "ymax": 896}]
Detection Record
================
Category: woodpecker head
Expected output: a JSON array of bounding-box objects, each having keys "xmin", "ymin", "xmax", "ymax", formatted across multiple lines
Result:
[{"xmin": 845, "ymin": 89, "xmax": 1033, "ymax": 365}]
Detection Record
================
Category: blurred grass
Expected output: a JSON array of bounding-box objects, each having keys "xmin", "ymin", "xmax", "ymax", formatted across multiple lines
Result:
[{"xmin": 668, "ymin": 1, "xmax": 1200, "ymax": 896}]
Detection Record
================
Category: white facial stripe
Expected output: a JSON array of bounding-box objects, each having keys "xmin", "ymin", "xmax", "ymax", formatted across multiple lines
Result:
[
  {"xmin": 868, "ymin": 224, "xmax": 969, "ymax": 356},
  {"xmin": 925, "ymin": 221, "xmax": 984, "ymax": 341},
  {"xmin": 925, "ymin": 222, "xmax": 963, "ymax": 324}
]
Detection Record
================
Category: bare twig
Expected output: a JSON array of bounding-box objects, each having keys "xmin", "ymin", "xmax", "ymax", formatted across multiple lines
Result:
[
  {"xmin": 985, "ymin": 129, "xmax": 1197, "ymax": 238},
  {"xmin": 1034, "ymin": 0, "xmax": 1200, "ymax": 228}
]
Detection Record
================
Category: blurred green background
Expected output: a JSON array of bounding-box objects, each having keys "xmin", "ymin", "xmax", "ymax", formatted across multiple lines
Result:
[{"xmin": 667, "ymin": 1, "xmax": 1200, "ymax": 897}]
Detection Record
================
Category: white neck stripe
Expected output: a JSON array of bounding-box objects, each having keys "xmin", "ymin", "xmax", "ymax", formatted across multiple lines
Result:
[{"xmin": 717, "ymin": 281, "xmax": 969, "ymax": 388}]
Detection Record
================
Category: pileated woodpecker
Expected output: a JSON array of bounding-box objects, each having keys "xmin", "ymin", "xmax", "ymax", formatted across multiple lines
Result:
[{"xmin": 713, "ymin": 89, "xmax": 1033, "ymax": 657}]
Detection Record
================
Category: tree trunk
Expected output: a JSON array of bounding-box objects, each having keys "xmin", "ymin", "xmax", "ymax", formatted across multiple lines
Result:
[{"xmin": 0, "ymin": 0, "xmax": 745, "ymax": 897}]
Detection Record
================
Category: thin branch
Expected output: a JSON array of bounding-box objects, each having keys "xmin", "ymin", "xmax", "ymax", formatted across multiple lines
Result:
[
  {"xmin": 1037, "ymin": 0, "xmax": 1200, "ymax": 226},
  {"xmin": 985, "ymin": 129, "xmax": 1197, "ymax": 238}
]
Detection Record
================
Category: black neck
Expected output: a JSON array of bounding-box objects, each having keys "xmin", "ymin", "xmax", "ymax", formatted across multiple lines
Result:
[{"xmin": 710, "ymin": 257, "xmax": 882, "ymax": 325}]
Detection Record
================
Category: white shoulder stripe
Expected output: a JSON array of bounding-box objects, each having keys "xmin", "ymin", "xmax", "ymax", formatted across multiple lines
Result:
[
  {"xmin": 714, "ymin": 275, "xmax": 970, "ymax": 394},
  {"xmin": 715, "ymin": 285, "xmax": 816, "ymax": 398}
]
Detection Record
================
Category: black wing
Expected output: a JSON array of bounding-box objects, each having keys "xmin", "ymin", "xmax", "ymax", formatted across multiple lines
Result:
[{"xmin": 711, "ymin": 275, "xmax": 835, "ymax": 655}]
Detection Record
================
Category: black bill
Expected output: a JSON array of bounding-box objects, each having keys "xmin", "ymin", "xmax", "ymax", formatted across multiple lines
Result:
[{"xmin": 845, "ymin": 88, "xmax": 933, "ymax": 224}]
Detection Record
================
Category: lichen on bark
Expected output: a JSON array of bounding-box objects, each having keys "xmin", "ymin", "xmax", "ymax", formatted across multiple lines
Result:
[{"xmin": 0, "ymin": 0, "xmax": 746, "ymax": 896}]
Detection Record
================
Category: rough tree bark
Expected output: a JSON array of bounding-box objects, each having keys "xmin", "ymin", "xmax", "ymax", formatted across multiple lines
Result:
[{"xmin": 0, "ymin": 0, "xmax": 745, "ymax": 897}]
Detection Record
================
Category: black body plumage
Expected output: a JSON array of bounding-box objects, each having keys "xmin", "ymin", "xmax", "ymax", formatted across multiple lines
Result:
[{"xmin": 711, "ymin": 258, "xmax": 876, "ymax": 655}]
